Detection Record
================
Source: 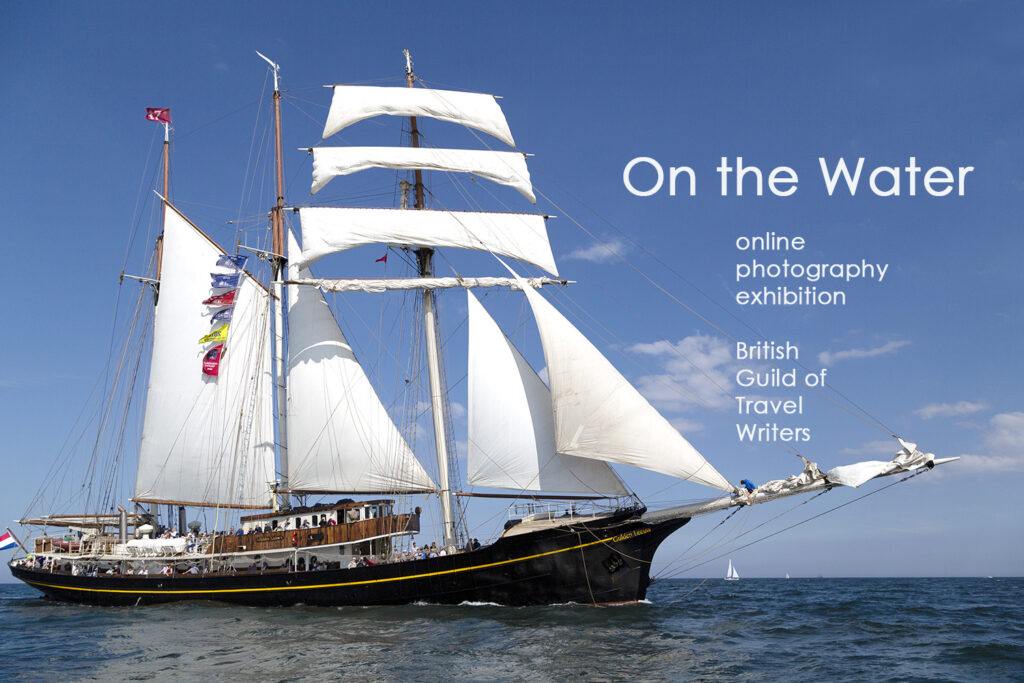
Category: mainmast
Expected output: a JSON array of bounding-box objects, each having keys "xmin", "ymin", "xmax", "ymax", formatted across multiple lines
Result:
[
  {"xmin": 259, "ymin": 51, "xmax": 290, "ymax": 509},
  {"xmin": 405, "ymin": 50, "xmax": 458, "ymax": 552}
]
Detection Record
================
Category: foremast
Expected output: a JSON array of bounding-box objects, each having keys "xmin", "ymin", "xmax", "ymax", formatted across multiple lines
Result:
[
  {"xmin": 406, "ymin": 50, "xmax": 458, "ymax": 552},
  {"xmin": 260, "ymin": 51, "xmax": 290, "ymax": 510}
]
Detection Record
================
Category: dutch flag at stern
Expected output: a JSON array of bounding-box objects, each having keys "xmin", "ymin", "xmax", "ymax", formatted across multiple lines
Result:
[{"xmin": 0, "ymin": 531, "xmax": 17, "ymax": 551}]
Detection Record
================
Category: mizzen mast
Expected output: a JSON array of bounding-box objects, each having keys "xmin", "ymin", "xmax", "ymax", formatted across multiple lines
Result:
[
  {"xmin": 405, "ymin": 49, "xmax": 458, "ymax": 552},
  {"xmin": 258, "ymin": 50, "xmax": 290, "ymax": 508}
]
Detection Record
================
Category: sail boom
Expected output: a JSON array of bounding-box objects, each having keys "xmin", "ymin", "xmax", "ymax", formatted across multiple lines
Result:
[{"xmin": 287, "ymin": 276, "xmax": 569, "ymax": 293}]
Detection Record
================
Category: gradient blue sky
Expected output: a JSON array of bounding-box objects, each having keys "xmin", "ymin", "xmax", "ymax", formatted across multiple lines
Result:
[{"xmin": 2, "ymin": 2, "xmax": 1022, "ymax": 580}]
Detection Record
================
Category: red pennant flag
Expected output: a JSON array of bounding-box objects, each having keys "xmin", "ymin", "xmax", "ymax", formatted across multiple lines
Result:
[
  {"xmin": 203, "ymin": 290, "xmax": 237, "ymax": 306},
  {"xmin": 202, "ymin": 344, "xmax": 225, "ymax": 376},
  {"xmin": 375, "ymin": 253, "xmax": 388, "ymax": 263},
  {"xmin": 145, "ymin": 108, "xmax": 171, "ymax": 123}
]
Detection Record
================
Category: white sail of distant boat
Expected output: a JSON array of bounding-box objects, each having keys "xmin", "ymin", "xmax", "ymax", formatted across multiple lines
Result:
[
  {"xmin": 725, "ymin": 559, "xmax": 739, "ymax": 581},
  {"xmin": 786, "ymin": 572, "xmax": 790, "ymax": 579}
]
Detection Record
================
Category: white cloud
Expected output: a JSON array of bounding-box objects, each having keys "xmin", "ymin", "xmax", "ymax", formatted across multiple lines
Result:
[
  {"xmin": 562, "ymin": 239, "xmax": 629, "ymax": 263},
  {"xmin": 914, "ymin": 400, "xmax": 988, "ymax": 420},
  {"xmin": 958, "ymin": 411, "xmax": 1024, "ymax": 472},
  {"xmin": 817, "ymin": 340, "xmax": 910, "ymax": 366},
  {"xmin": 629, "ymin": 333, "xmax": 738, "ymax": 410},
  {"xmin": 955, "ymin": 455, "xmax": 1022, "ymax": 472},
  {"xmin": 670, "ymin": 416, "xmax": 705, "ymax": 433},
  {"xmin": 839, "ymin": 439, "xmax": 899, "ymax": 457}
]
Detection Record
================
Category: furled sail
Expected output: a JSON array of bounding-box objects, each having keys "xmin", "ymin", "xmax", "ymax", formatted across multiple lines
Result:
[
  {"xmin": 290, "ymin": 276, "xmax": 566, "ymax": 294},
  {"xmin": 825, "ymin": 438, "xmax": 935, "ymax": 488},
  {"xmin": 295, "ymin": 207, "xmax": 556, "ymax": 275},
  {"xmin": 310, "ymin": 147, "xmax": 535, "ymax": 202},
  {"xmin": 467, "ymin": 292, "xmax": 627, "ymax": 494},
  {"xmin": 322, "ymin": 85, "xmax": 515, "ymax": 147},
  {"xmin": 517, "ymin": 278, "xmax": 734, "ymax": 491},
  {"xmin": 285, "ymin": 231, "xmax": 436, "ymax": 493},
  {"xmin": 135, "ymin": 203, "xmax": 275, "ymax": 508}
]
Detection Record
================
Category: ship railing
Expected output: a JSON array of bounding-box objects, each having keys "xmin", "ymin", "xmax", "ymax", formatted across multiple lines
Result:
[{"xmin": 509, "ymin": 495, "xmax": 637, "ymax": 523}]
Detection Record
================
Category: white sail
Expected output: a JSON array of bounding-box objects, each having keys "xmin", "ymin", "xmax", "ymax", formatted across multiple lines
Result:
[
  {"xmin": 466, "ymin": 292, "xmax": 627, "ymax": 495},
  {"xmin": 285, "ymin": 231, "xmax": 436, "ymax": 493},
  {"xmin": 323, "ymin": 85, "xmax": 515, "ymax": 147},
  {"xmin": 517, "ymin": 279, "xmax": 734, "ymax": 492},
  {"xmin": 291, "ymin": 276, "xmax": 565, "ymax": 294},
  {"xmin": 825, "ymin": 438, "xmax": 935, "ymax": 488},
  {"xmin": 135, "ymin": 204, "xmax": 275, "ymax": 508},
  {"xmin": 311, "ymin": 147, "xmax": 535, "ymax": 202},
  {"xmin": 295, "ymin": 207, "xmax": 556, "ymax": 275},
  {"xmin": 725, "ymin": 560, "xmax": 739, "ymax": 580}
]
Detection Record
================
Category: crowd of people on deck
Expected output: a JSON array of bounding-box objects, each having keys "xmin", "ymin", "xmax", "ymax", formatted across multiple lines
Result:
[{"xmin": 13, "ymin": 530, "xmax": 487, "ymax": 577}]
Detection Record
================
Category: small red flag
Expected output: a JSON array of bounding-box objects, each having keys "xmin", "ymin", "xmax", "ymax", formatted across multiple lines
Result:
[
  {"xmin": 146, "ymin": 107, "xmax": 171, "ymax": 123},
  {"xmin": 203, "ymin": 289, "xmax": 237, "ymax": 306},
  {"xmin": 375, "ymin": 253, "xmax": 388, "ymax": 263},
  {"xmin": 202, "ymin": 344, "xmax": 225, "ymax": 376}
]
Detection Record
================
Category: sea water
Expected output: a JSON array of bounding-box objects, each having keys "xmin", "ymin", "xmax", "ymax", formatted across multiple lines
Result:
[{"xmin": 2, "ymin": 578, "xmax": 1021, "ymax": 681}]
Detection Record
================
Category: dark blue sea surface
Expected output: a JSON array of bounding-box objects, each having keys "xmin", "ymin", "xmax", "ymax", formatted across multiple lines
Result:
[{"xmin": 2, "ymin": 578, "xmax": 1021, "ymax": 682}]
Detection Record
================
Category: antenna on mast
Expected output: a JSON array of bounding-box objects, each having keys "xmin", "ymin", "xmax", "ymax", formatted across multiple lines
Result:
[
  {"xmin": 403, "ymin": 48, "xmax": 414, "ymax": 79},
  {"xmin": 256, "ymin": 51, "xmax": 280, "ymax": 92}
]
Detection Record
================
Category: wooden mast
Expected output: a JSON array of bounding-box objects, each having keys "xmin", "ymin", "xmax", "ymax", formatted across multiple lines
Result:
[
  {"xmin": 405, "ymin": 50, "xmax": 458, "ymax": 552},
  {"xmin": 154, "ymin": 122, "xmax": 169, "ymax": 295},
  {"xmin": 259, "ymin": 51, "xmax": 290, "ymax": 509},
  {"xmin": 158, "ymin": 124, "xmax": 169, "ymax": 271}
]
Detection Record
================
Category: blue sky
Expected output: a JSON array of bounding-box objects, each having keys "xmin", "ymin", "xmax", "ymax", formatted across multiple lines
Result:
[{"xmin": 2, "ymin": 2, "xmax": 1022, "ymax": 580}]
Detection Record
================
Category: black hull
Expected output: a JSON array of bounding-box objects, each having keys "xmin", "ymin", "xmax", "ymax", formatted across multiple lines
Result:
[{"xmin": 10, "ymin": 510, "xmax": 689, "ymax": 607}]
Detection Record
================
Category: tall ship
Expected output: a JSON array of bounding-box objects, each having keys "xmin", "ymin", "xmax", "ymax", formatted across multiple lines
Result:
[{"xmin": 7, "ymin": 54, "xmax": 953, "ymax": 606}]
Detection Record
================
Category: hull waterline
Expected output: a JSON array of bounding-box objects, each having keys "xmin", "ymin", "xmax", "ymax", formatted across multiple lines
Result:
[{"xmin": 10, "ymin": 511, "xmax": 688, "ymax": 607}]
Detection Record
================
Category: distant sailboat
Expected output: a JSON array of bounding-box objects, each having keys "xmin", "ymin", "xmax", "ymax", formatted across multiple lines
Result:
[
  {"xmin": 785, "ymin": 572, "xmax": 790, "ymax": 579},
  {"xmin": 725, "ymin": 560, "xmax": 739, "ymax": 581}
]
